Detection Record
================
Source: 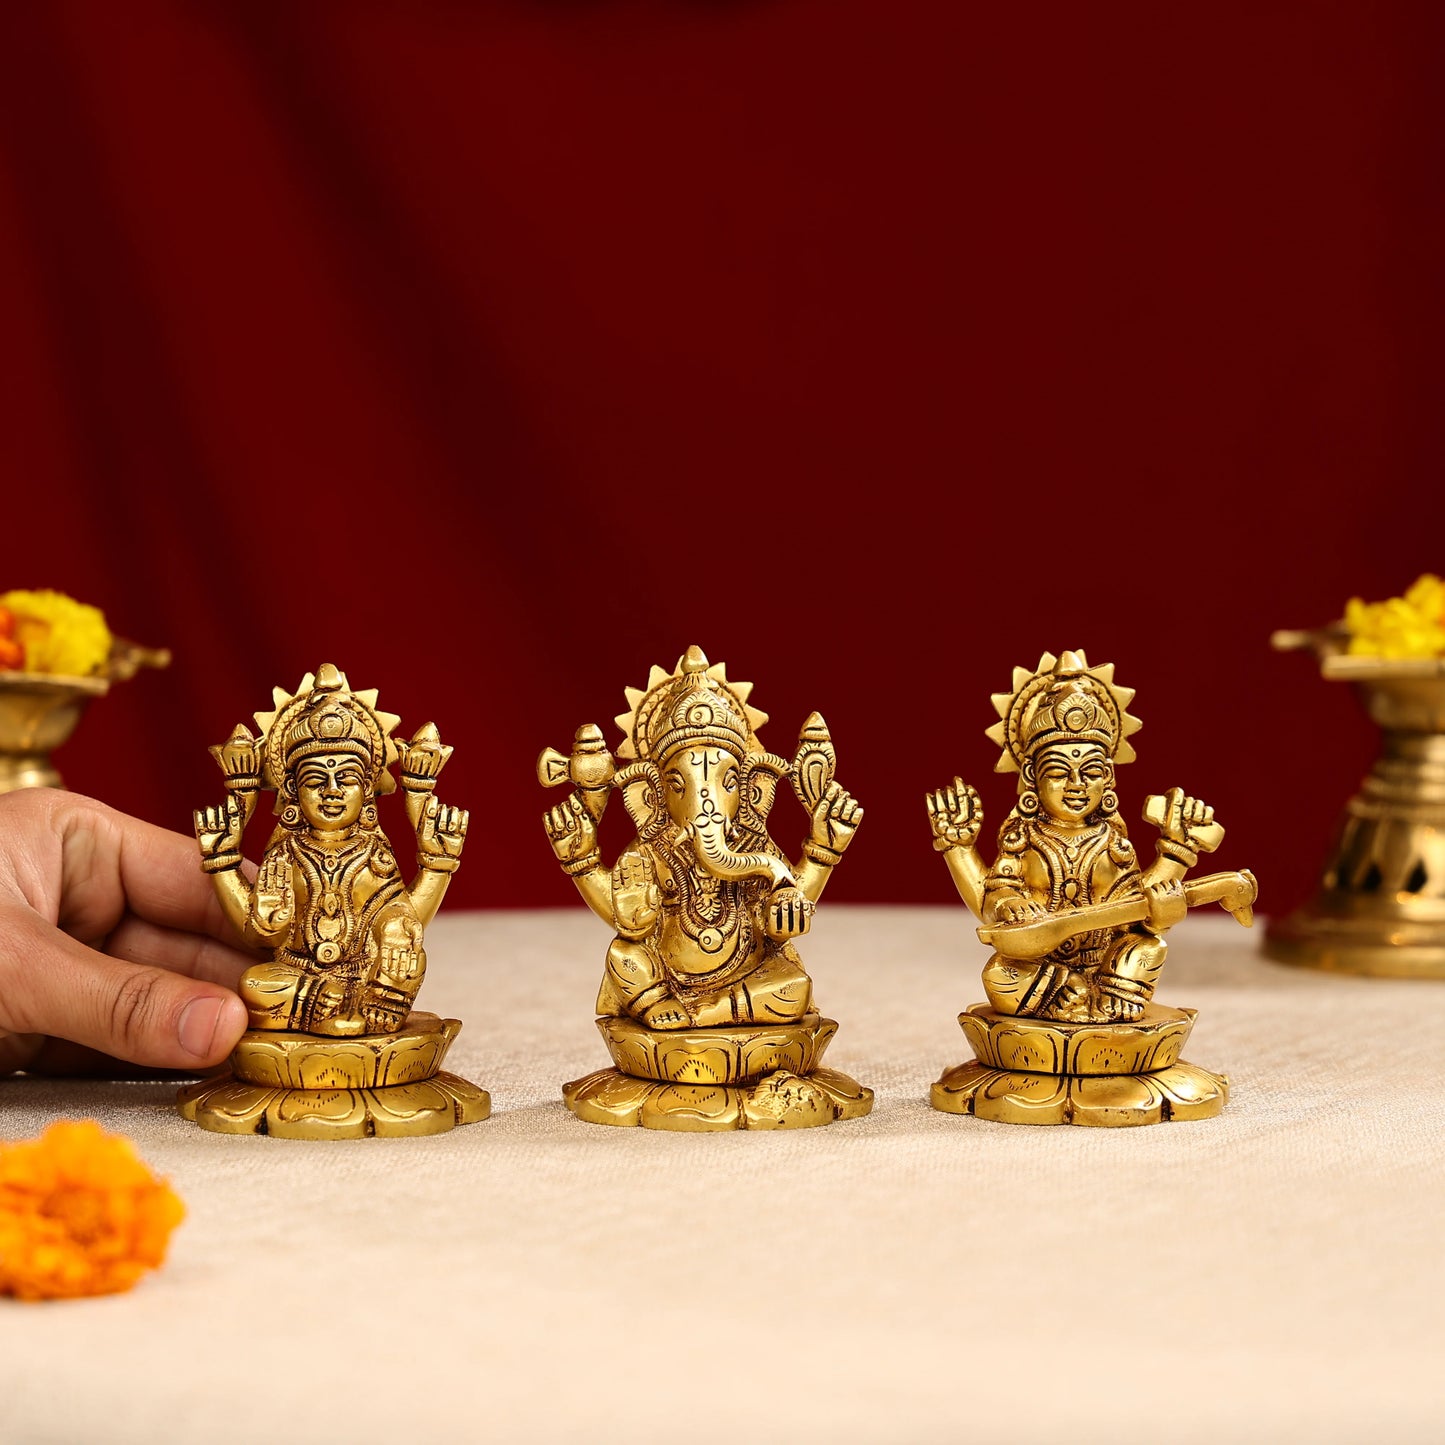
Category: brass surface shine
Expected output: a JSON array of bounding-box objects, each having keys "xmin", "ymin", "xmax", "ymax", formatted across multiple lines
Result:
[
  {"xmin": 543, "ymin": 646, "xmax": 872, "ymax": 1131},
  {"xmin": 596, "ymin": 1011, "xmax": 834, "ymax": 1083},
  {"xmin": 177, "ymin": 1014, "xmax": 489, "ymax": 1139},
  {"xmin": 0, "ymin": 638, "xmax": 168, "ymax": 792},
  {"xmin": 182, "ymin": 666, "xmax": 488, "ymax": 1138},
  {"xmin": 925, "ymin": 651, "xmax": 1253, "ymax": 1127},
  {"xmin": 1267, "ymin": 631, "xmax": 1445, "ymax": 977},
  {"xmin": 224, "ymin": 1011, "xmax": 464, "ymax": 1089},
  {"xmin": 958, "ymin": 1002, "xmax": 1194, "ymax": 1075},
  {"xmin": 932, "ymin": 1058, "xmax": 1227, "ymax": 1128}
]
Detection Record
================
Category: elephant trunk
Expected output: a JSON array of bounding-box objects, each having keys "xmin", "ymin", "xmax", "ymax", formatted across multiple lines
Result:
[{"xmin": 687, "ymin": 816, "xmax": 794, "ymax": 890}]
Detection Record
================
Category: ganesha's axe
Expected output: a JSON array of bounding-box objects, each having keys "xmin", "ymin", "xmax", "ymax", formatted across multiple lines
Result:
[
  {"xmin": 977, "ymin": 869, "xmax": 1259, "ymax": 960},
  {"xmin": 537, "ymin": 724, "xmax": 616, "ymax": 822},
  {"xmin": 790, "ymin": 712, "xmax": 836, "ymax": 813}
]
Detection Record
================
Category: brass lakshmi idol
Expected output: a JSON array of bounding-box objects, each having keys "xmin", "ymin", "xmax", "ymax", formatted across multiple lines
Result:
[
  {"xmin": 541, "ymin": 646, "xmax": 872, "ymax": 1130},
  {"xmin": 925, "ymin": 651, "xmax": 1256, "ymax": 1127},
  {"xmin": 178, "ymin": 665, "xmax": 489, "ymax": 1138}
]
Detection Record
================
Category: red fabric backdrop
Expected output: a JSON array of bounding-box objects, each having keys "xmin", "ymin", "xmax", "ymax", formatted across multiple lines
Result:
[{"xmin": 1, "ymin": 1, "xmax": 1441, "ymax": 911}]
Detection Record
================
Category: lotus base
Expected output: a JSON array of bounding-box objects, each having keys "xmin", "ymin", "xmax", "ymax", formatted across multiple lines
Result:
[
  {"xmin": 931, "ymin": 1004, "xmax": 1227, "ymax": 1127},
  {"xmin": 563, "ymin": 1013, "xmax": 873, "ymax": 1131},
  {"xmin": 177, "ymin": 1012, "xmax": 490, "ymax": 1138}
]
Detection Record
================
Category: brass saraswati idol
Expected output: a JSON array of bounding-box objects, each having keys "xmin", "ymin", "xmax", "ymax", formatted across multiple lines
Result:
[
  {"xmin": 178, "ymin": 665, "xmax": 489, "ymax": 1138},
  {"xmin": 541, "ymin": 646, "xmax": 872, "ymax": 1131},
  {"xmin": 925, "ymin": 651, "xmax": 1256, "ymax": 1127}
]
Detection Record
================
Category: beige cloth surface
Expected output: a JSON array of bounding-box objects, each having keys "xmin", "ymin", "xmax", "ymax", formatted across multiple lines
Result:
[{"xmin": 2, "ymin": 907, "xmax": 1443, "ymax": 1444}]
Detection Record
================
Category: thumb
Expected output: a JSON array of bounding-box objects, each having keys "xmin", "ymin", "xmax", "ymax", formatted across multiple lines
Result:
[{"xmin": 1, "ymin": 913, "xmax": 248, "ymax": 1069}]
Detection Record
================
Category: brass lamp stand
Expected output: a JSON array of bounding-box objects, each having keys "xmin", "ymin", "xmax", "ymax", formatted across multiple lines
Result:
[
  {"xmin": 0, "ymin": 641, "xmax": 169, "ymax": 793},
  {"xmin": 1267, "ymin": 631, "xmax": 1445, "ymax": 977}
]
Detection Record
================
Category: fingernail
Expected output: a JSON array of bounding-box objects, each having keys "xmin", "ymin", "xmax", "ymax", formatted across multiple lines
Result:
[{"xmin": 178, "ymin": 996, "xmax": 229, "ymax": 1060}]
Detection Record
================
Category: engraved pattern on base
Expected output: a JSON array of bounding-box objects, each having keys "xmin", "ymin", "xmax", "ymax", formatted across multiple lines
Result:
[
  {"xmin": 563, "ymin": 1015, "xmax": 872, "ymax": 1131},
  {"xmin": 931, "ymin": 1005, "xmax": 1227, "ymax": 1127},
  {"xmin": 177, "ymin": 1012, "xmax": 491, "ymax": 1138}
]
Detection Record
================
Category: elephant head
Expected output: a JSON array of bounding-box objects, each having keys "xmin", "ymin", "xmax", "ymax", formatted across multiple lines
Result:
[{"xmin": 616, "ymin": 746, "xmax": 795, "ymax": 890}]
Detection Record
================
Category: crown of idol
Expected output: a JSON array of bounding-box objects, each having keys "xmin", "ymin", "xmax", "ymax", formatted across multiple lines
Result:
[
  {"xmin": 616, "ymin": 645, "xmax": 769, "ymax": 764},
  {"xmin": 986, "ymin": 650, "xmax": 1142, "ymax": 774},
  {"xmin": 256, "ymin": 664, "xmax": 402, "ymax": 799}
]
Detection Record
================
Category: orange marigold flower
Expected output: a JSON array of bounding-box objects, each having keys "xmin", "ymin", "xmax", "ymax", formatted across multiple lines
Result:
[
  {"xmin": 0, "ymin": 589, "xmax": 112, "ymax": 676},
  {"xmin": 0, "ymin": 606, "xmax": 21, "ymax": 672},
  {"xmin": 0, "ymin": 1120, "xmax": 184, "ymax": 1301}
]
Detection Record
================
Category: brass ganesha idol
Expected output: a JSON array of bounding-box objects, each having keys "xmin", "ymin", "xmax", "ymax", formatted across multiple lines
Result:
[
  {"xmin": 925, "ymin": 651, "xmax": 1256, "ymax": 1127},
  {"xmin": 178, "ymin": 665, "xmax": 489, "ymax": 1138},
  {"xmin": 541, "ymin": 646, "xmax": 872, "ymax": 1131}
]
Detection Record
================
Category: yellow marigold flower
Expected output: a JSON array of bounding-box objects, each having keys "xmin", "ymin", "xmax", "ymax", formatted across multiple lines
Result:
[
  {"xmin": 1344, "ymin": 574, "xmax": 1445, "ymax": 659},
  {"xmin": 1404, "ymin": 572, "xmax": 1445, "ymax": 621},
  {"xmin": 0, "ymin": 589, "xmax": 113, "ymax": 677},
  {"xmin": 0, "ymin": 1120, "xmax": 184, "ymax": 1301}
]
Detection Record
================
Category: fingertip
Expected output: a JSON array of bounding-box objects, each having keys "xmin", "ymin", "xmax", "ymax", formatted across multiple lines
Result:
[
  {"xmin": 178, "ymin": 990, "xmax": 248, "ymax": 1065},
  {"xmin": 213, "ymin": 991, "xmax": 248, "ymax": 1055}
]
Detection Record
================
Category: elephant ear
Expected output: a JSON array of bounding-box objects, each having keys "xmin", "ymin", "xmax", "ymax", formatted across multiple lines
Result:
[
  {"xmin": 742, "ymin": 753, "xmax": 791, "ymax": 824},
  {"xmin": 614, "ymin": 762, "xmax": 663, "ymax": 837}
]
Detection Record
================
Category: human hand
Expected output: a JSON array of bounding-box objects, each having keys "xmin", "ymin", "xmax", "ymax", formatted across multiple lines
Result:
[
  {"xmin": 1, "ymin": 790, "xmax": 252, "ymax": 1077},
  {"xmin": 926, "ymin": 777, "xmax": 983, "ymax": 851}
]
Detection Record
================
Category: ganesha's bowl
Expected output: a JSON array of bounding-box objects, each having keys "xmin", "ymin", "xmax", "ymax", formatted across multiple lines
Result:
[
  {"xmin": 596, "ymin": 1012, "xmax": 835, "ymax": 1084},
  {"xmin": 229, "ymin": 1012, "xmax": 460, "ymax": 1089},
  {"xmin": 959, "ymin": 1003, "xmax": 1196, "ymax": 1077}
]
